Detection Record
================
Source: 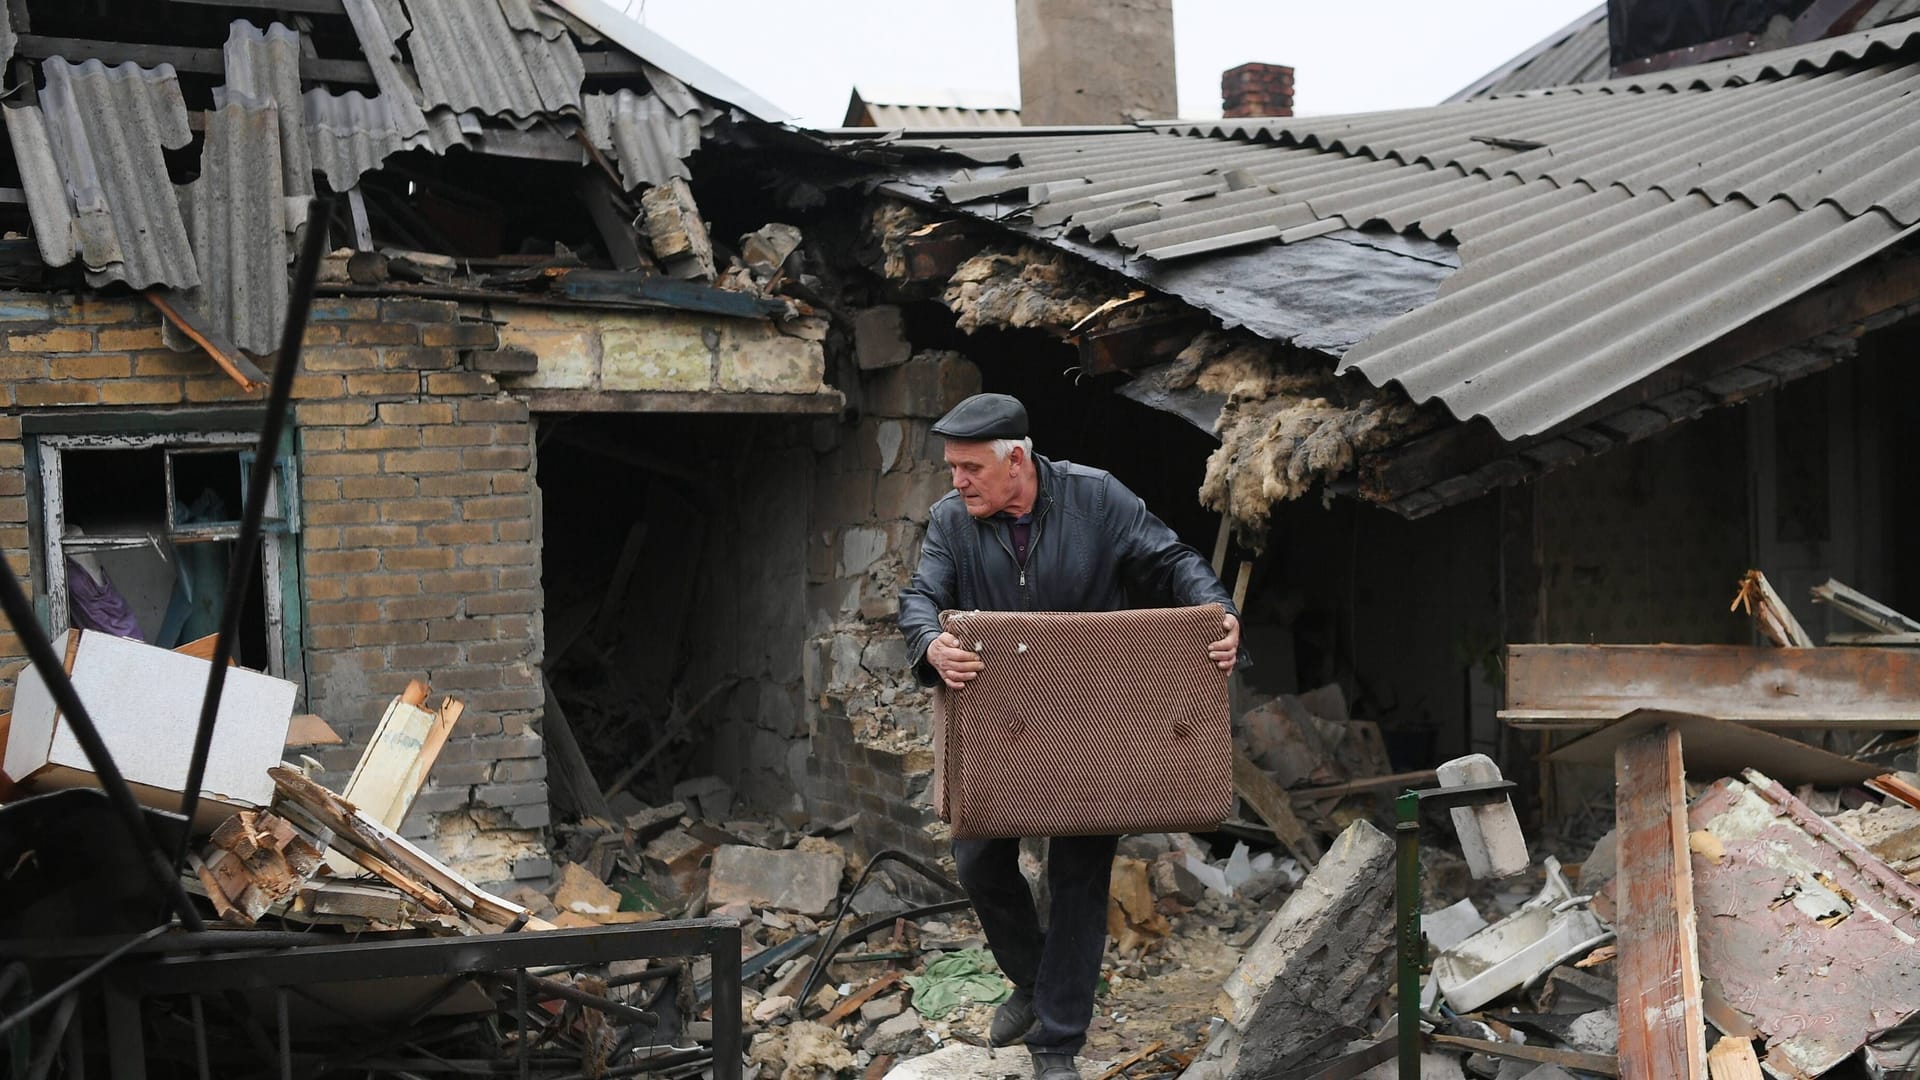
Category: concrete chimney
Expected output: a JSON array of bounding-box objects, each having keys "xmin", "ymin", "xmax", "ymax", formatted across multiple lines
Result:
[
  {"xmin": 1016, "ymin": 0, "xmax": 1177, "ymax": 126},
  {"xmin": 1222, "ymin": 63, "xmax": 1294, "ymax": 118}
]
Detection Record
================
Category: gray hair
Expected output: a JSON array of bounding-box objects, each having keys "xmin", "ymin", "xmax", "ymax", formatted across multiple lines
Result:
[{"xmin": 990, "ymin": 437, "xmax": 1033, "ymax": 461}]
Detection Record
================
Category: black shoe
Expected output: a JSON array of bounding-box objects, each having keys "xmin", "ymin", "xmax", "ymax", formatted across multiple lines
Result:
[
  {"xmin": 1031, "ymin": 1051, "xmax": 1080, "ymax": 1080},
  {"xmin": 990, "ymin": 986, "xmax": 1038, "ymax": 1047}
]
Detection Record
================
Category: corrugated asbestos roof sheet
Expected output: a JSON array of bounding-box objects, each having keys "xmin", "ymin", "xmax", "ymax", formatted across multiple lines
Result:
[
  {"xmin": 877, "ymin": 21, "xmax": 1920, "ymax": 440},
  {"xmin": 0, "ymin": 1, "xmax": 761, "ymax": 355},
  {"xmin": 863, "ymin": 104, "xmax": 1022, "ymax": 129},
  {"xmin": 402, "ymin": 0, "xmax": 583, "ymax": 121},
  {"xmin": 178, "ymin": 94, "xmax": 289, "ymax": 354},
  {"xmin": 17, "ymin": 58, "xmax": 197, "ymax": 290}
]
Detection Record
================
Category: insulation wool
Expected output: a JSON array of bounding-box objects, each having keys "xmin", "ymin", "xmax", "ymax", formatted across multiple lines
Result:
[{"xmin": 941, "ymin": 249, "xmax": 1104, "ymax": 334}]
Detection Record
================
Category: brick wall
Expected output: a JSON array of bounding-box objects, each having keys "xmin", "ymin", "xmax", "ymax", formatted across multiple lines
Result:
[
  {"xmin": 802, "ymin": 349, "xmax": 979, "ymax": 877},
  {"xmin": 0, "ymin": 291, "xmax": 548, "ymax": 885}
]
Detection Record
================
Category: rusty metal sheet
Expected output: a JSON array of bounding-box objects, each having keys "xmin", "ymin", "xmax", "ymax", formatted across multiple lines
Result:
[
  {"xmin": 1690, "ymin": 770, "xmax": 1920, "ymax": 1077},
  {"xmin": 1501, "ymin": 644, "xmax": 1920, "ymax": 730}
]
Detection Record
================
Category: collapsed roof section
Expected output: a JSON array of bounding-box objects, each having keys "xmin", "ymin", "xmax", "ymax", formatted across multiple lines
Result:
[
  {"xmin": 0, "ymin": 0, "xmax": 765, "ymax": 357},
  {"xmin": 832, "ymin": 19, "xmax": 1920, "ymax": 526}
]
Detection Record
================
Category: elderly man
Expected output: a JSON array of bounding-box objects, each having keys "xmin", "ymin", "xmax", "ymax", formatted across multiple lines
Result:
[{"xmin": 899, "ymin": 393, "xmax": 1239, "ymax": 1080}]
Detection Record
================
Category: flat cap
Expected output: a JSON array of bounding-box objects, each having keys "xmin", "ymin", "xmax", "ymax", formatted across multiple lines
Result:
[{"xmin": 931, "ymin": 393, "xmax": 1028, "ymax": 440}]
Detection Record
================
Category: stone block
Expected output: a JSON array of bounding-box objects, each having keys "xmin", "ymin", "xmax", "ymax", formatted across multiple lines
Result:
[
  {"xmin": 494, "ymin": 327, "xmax": 596, "ymax": 389},
  {"xmin": 1188, "ymin": 820, "xmax": 1397, "ymax": 1080},
  {"xmin": 673, "ymin": 775, "xmax": 735, "ymax": 820},
  {"xmin": 644, "ymin": 828, "xmax": 716, "ymax": 896},
  {"xmin": 707, "ymin": 845, "xmax": 844, "ymax": 916},
  {"xmin": 853, "ymin": 305, "xmax": 910, "ymax": 370},
  {"xmin": 837, "ymin": 525, "xmax": 889, "ymax": 577},
  {"xmin": 551, "ymin": 861, "xmax": 622, "ymax": 916},
  {"xmin": 602, "ymin": 320, "xmax": 715, "ymax": 391},
  {"xmin": 717, "ymin": 329, "xmax": 824, "ymax": 394}
]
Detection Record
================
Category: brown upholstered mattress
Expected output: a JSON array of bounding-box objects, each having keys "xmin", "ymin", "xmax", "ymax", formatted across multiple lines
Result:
[{"xmin": 933, "ymin": 604, "xmax": 1232, "ymax": 839}]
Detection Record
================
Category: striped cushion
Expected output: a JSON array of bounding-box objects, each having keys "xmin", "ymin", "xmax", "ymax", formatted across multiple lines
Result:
[{"xmin": 934, "ymin": 604, "xmax": 1233, "ymax": 839}]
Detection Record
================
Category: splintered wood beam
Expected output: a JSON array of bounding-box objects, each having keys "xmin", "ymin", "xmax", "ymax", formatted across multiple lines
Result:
[
  {"xmin": 1707, "ymin": 1036, "xmax": 1764, "ymax": 1080},
  {"xmin": 1614, "ymin": 724, "xmax": 1707, "ymax": 1080},
  {"xmin": 144, "ymin": 288, "xmax": 269, "ymax": 390},
  {"xmin": 1430, "ymin": 1035, "xmax": 1618, "ymax": 1076},
  {"xmin": 1501, "ymin": 644, "xmax": 1920, "ymax": 730},
  {"xmin": 1230, "ymin": 746, "xmax": 1320, "ymax": 868}
]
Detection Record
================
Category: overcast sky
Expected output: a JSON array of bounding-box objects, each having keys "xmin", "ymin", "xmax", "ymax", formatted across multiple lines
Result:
[{"xmin": 615, "ymin": 1, "xmax": 1602, "ymax": 125}]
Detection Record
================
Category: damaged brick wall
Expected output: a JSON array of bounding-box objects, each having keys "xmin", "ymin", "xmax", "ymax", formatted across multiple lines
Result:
[
  {"xmin": 803, "ymin": 348, "xmax": 979, "ymax": 873},
  {"xmin": 0, "ymin": 291, "xmax": 549, "ymax": 885}
]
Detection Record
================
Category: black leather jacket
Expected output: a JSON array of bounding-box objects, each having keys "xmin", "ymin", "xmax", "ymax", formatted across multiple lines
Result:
[{"xmin": 898, "ymin": 454, "xmax": 1238, "ymax": 687}]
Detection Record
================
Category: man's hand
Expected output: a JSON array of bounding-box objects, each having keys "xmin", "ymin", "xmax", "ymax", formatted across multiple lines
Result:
[
  {"xmin": 928, "ymin": 631, "xmax": 984, "ymax": 690},
  {"xmin": 1209, "ymin": 613, "xmax": 1240, "ymax": 672}
]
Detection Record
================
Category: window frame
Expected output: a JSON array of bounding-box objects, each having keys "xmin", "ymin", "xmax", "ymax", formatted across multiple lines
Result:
[{"xmin": 34, "ymin": 429, "xmax": 304, "ymax": 684}]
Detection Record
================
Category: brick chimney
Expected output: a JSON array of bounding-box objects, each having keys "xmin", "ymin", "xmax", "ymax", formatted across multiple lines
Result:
[{"xmin": 1222, "ymin": 63, "xmax": 1294, "ymax": 118}]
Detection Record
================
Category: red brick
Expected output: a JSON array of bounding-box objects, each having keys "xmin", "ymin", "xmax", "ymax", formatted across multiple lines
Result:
[
  {"xmin": 418, "ymin": 474, "xmax": 491, "ymax": 497},
  {"xmin": 425, "ymin": 372, "xmax": 496, "ymax": 395},
  {"xmin": 463, "ymin": 446, "xmax": 530, "ymax": 471},
  {"xmin": 466, "ymin": 640, "xmax": 533, "ymax": 664},
  {"xmin": 306, "ymin": 501, "xmax": 379, "ymax": 526},
  {"xmin": 131, "ymin": 352, "xmax": 212, "ymax": 376},
  {"xmin": 344, "ymin": 574, "xmax": 421, "ymax": 598},
  {"xmin": 467, "ymin": 590, "xmax": 538, "ymax": 616},
  {"xmin": 302, "ymin": 453, "xmax": 381, "ymax": 477},
  {"xmin": 299, "ymin": 402, "xmax": 376, "ymax": 426},
  {"xmin": 390, "ymin": 595, "xmax": 458, "ymax": 620},
  {"xmin": 102, "ymin": 328, "xmax": 168, "ymax": 351},
  {"xmin": 306, "ymin": 626, "xmax": 356, "ymax": 650},
  {"xmin": 423, "ymin": 523, "xmax": 492, "ymax": 545},
  {"xmin": 66, "ymin": 298, "xmax": 138, "ymax": 324},
  {"xmin": 497, "ymin": 519, "xmax": 535, "ymax": 543},
  {"xmin": 304, "ymin": 577, "xmax": 348, "ymax": 602},
  {"xmin": 308, "ymin": 600, "xmax": 381, "ymax": 626},
  {"xmin": 428, "ymin": 619, "xmax": 495, "ymax": 642},
  {"xmin": 355, "ymin": 622, "xmax": 428, "ymax": 646},
  {"xmin": 381, "ymin": 498, "xmax": 456, "ymax": 524},
  {"xmin": 391, "ymin": 642, "xmax": 462, "ymax": 668},
  {"xmin": 381, "ymin": 299, "xmax": 457, "ymax": 323},
  {"xmin": 460, "ymin": 398, "xmax": 530, "ymax": 423},
  {"xmin": 343, "ymin": 322, "xmax": 419, "ymax": 346},
  {"xmin": 302, "ymin": 429, "xmax": 345, "ymax": 452},
  {"xmin": 345, "ymin": 373, "xmax": 419, "ymax": 396},
  {"xmin": 98, "ymin": 380, "xmax": 184, "ymax": 405},
  {"xmin": 298, "ymin": 323, "xmax": 346, "ymax": 346},
  {"xmin": 0, "ymin": 417, "xmax": 22, "ymax": 439},
  {"xmin": 302, "ymin": 526, "xmax": 342, "ymax": 551},
  {"xmin": 462, "ymin": 495, "xmax": 533, "ymax": 521},
  {"xmin": 303, "ymin": 347, "xmax": 381, "ymax": 372},
  {"xmin": 184, "ymin": 378, "xmax": 255, "ymax": 402},
  {"xmin": 343, "ymin": 525, "xmax": 418, "ymax": 547},
  {"xmin": 461, "ymin": 544, "xmax": 535, "ymax": 567},
  {"xmin": 420, "ymin": 425, "xmax": 494, "ymax": 447},
  {"xmin": 340, "ymin": 475, "xmax": 417, "ymax": 500},
  {"xmin": 422, "ymin": 322, "xmax": 500, "ymax": 348},
  {"xmin": 10, "ymin": 328, "xmax": 92, "ymax": 352},
  {"xmin": 387, "ymin": 347, "xmax": 457, "ymax": 371},
  {"xmin": 385, "ymin": 449, "xmax": 460, "ymax": 473},
  {"xmin": 302, "ymin": 477, "xmax": 341, "ymax": 502},
  {"xmin": 384, "ymin": 547, "xmax": 455, "ymax": 572},
  {"xmin": 378, "ymin": 402, "xmax": 454, "ymax": 425},
  {"xmin": 15, "ymin": 382, "xmax": 100, "ymax": 406},
  {"xmin": 289, "ymin": 375, "xmax": 346, "ymax": 399},
  {"xmin": 342, "ymin": 426, "xmax": 421, "ymax": 451},
  {"xmin": 492, "ymin": 472, "xmax": 532, "ymax": 495},
  {"xmin": 420, "ymin": 569, "xmax": 492, "ymax": 594},
  {"xmin": 49, "ymin": 354, "xmax": 131, "ymax": 379},
  {"xmin": 0, "ymin": 475, "xmax": 24, "ymax": 497}
]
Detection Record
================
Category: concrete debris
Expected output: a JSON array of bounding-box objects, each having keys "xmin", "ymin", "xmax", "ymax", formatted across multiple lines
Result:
[
  {"xmin": 1829, "ymin": 800, "xmax": 1920, "ymax": 874},
  {"xmin": 855, "ymin": 304, "xmax": 912, "ymax": 370},
  {"xmin": 640, "ymin": 177, "xmax": 717, "ymax": 281},
  {"xmin": 642, "ymin": 827, "xmax": 715, "ymax": 898},
  {"xmin": 550, "ymin": 860, "xmax": 621, "ymax": 916},
  {"xmin": 1436, "ymin": 754, "xmax": 1529, "ymax": 880},
  {"xmin": 861, "ymin": 994, "xmax": 906, "ymax": 1023},
  {"xmin": 1358, "ymin": 1049, "xmax": 1466, "ymax": 1079},
  {"xmin": 623, "ymin": 800, "xmax": 687, "ymax": 841},
  {"xmin": 881, "ymin": 1043, "xmax": 1114, "ymax": 1080},
  {"xmin": 1181, "ymin": 820, "xmax": 1397, "ymax": 1079},
  {"xmin": 752, "ymin": 994, "xmax": 795, "ymax": 1023},
  {"xmin": 863, "ymin": 1010, "xmax": 926, "ymax": 1056},
  {"xmin": 671, "ymin": 775, "xmax": 735, "ymax": 820},
  {"xmin": 708, "ymin": 845, "xmax": 845, "ymax": 916}
]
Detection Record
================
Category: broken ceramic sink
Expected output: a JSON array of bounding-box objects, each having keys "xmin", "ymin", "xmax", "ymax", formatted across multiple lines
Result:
[{"xmin": 1432, "ymin": 856, "xmax": 1611, "ymax": 1013}]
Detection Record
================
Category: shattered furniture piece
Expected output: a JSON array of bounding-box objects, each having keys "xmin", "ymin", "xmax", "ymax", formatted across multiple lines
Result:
[
  {"xmin": 933, "ymin": 604, "xmax": 1231, "ymax": 838},
  {"xmin": 1431, "ymin": 856, "xmax": 1607, "ymax": 1014},
  {"xmin": 6, "ymin": 628, "xmax": 295, "ymax": 829},
  {"xmin": 1691, "ymin": 769, "xmax": 1920, "ymax": 1077}
]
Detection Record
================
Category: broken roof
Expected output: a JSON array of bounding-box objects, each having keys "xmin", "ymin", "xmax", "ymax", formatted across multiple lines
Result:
[
  {"xmin": 1, "ymin": 0, "xmax": 771, "ymax": 357},
  {"xmin": 839, "ymin": 19, "xmax": 1920, "ymax": 447},
  {"xmin": 844, "ymin": 86, "xmax": 1022, "ymax": 130}
]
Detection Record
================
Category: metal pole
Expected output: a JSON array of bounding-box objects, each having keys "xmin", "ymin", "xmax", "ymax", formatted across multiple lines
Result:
[
  {"xmin": 709, "ymin": 922, "xmax": 743, "ymax": 1080},
  {"xmin": 1395, "ymin": 790, "xmax": 1422, "ymax": 1080},
  {"xmin": 170, "ymin": 192, "xmax": 338, "ymax": 882}
]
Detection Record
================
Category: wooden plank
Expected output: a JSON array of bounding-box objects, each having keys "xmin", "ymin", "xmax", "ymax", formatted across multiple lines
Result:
[
  {"xmin": 1707, "ymin": 1036, "xmax": 1764, "ymax": 1080},
  {"xmin": 1502, "ymin": 644, "xmax": 1920, "ymax": 730},
  {"xmin": 1231, "ymin": 746, "xmax": 1321, "ymax": 868},
  {"xmin": 540, "ymin": 676, "xmax": 614, "ymax": 823},
  {"xmin": 1812, "ymin": 577, "xmax": 1920, "ymax": 635},
  {"xmin": 345, "ymin": 187, "xmax": 373, "ymax": 252},
  {"xmin": 1613, "ymin": 725, "xmax": 1707, "ymax": 1080},
  {"xmin": 579, "ymin": 173, "xmax": 649, "ymax": 273},
  {"xmin": 1430, "ymin": 1035, "xmax": 1618, "ymax": 1076},
  {"xmin": 819, "ymin": 971, "xmax": 902, "ymax": 1026},
  {"xmin": 144, "ymin": 288, "xmax": 269, "ymax": 390},
  {"xmin": 1869, "ymin": 773, "xmax": 1920, "ymax": 811},
  {"xmin": 16, "ymin": 33, "xmax": 374, "ymax": 84},
  {"xmin": 1287, "ymin": 769, "xmax": 1439, "ymax": 802}
]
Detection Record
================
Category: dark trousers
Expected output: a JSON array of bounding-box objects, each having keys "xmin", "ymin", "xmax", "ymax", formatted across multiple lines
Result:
[{"xmin": 953, "ymin": 834, "xmax": 1119, "ymax": 1056}]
